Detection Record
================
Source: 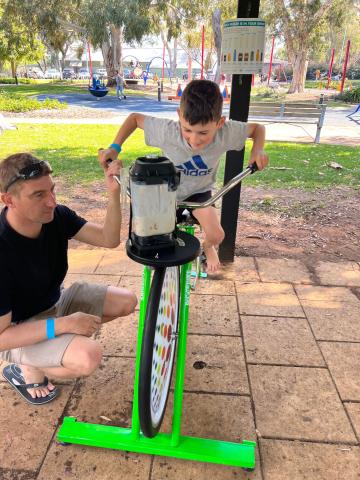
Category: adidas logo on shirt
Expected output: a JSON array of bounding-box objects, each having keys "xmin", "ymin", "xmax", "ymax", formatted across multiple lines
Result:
[{"xmin": 177, "ymin": 155, "xmax": 213, "ymax": 176}]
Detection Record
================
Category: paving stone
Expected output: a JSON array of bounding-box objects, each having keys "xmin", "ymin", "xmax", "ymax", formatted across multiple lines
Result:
[
  {"xmin": 0, "ymin": 469, "xmax": 37, "ymax": 480},
  {"xmin": 63, "ymin": 272, "xmax": 121, "ymax": 288},
  {"xmin": 295, "ymin": 285, "xmax": 359, "ymax": 304},
  {"xmin": 193, "ymin": 278, "xmax": 236, "ymax": 295},
  {"xmin": 188, "ymin": 294, "xmax": 240, "ymax": 335},
  {"xmin": 301, "ymin": 300, "xmax": 360, "ymax": 341},
  {"xmin": 185, "ymin": 335, "xmax": 249, "ymax": 394},
  {"xmin": 96, "ymin": 313, "xmax": 138, "ymax": 357},
  {"xmin": 152, "ymin": 455, "xmax": 262, "ymax": 479},
  {"xmin": 242, "ymin": 316, "xmax": 324, "ymax": 366},
  {"xmin": 319, "ymin": 342, "xmax": 360, "ymax": 401},
  {"xmin": 96, "ymin": 249, "xmax": 143, "ymax": 275},
  {"xmin": 38, "ymin": 442, "xmax": 151, "ymax": 480},
  {"xmin": 249, "ymin": 365, "xmax": 356, "ymax": 442},
  {"xmin": 260, "ymin": 439, "xmax": 360, "ymax": 480},
  {"xmin": 256, "ymin": 258, "xmax": 313, "ymax": 284},
  {"xmin": 163, "ymin": 392, "xmax": 256, "ymax": 442},
  {"xmin": 345, "ymin": 403, "xmax": 360, "ymax": 441},
  {"xmin": 222, "ymin": 256, "xmax": 260, "ymax": 282},
  {"xmin": 66, "ymin": 356, "xmax": 135, "ymax": 426},
  {"xmin": 0, "ymin": 384, "xmax": 73, "ymax": 470},
  {"xmin": 236, "ymin": 282, "xmax": 304, "ymax": 317},
  {"xmin": 68, "ymin": 249, "xmax": 105, "ymax": 274},
  {"xmin": 315, "ymin": 260, "xmax": 360, "ymax": 286}
]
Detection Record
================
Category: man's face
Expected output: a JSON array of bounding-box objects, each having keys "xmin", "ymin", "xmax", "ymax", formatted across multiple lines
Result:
[
  {"xmin": 8, "ymin": 175, "xmax": 57, "ymax": 224},
  {"xmin": 178, "ymin": 110, "xmax": 225, "ymax": 151}
]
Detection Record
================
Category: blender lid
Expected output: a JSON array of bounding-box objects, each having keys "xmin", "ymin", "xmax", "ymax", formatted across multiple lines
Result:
[{"xmin": 130, "ymin": 155, "xmax": 180, "ymax": 187}]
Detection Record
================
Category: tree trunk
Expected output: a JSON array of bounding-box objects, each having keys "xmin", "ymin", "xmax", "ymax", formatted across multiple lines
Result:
[
  {"xmin": 101, "ymin": 37, "xmax": 114, "ymax": 86},
  {"xmin": 212, "ymin": 9, "xmax": 222, "ymax": 84},
  {"xmin": 110, "ymin": 25, "xmax": 123, "ymax": 75},
  {"xmin": 288, "ymin": 48, "xmax": 308, "ymax": 93}
]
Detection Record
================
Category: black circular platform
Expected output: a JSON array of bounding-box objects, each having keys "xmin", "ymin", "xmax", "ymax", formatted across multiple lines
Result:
[{"xmin": 126, "ymin": 230, "xmax": 200, "ymax": 267}]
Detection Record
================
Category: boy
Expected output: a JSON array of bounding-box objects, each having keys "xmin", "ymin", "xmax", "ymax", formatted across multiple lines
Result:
[
  {"xmin": 99, "ymin": 80, "xmax": 268, "ymax": 272},
  {"xmin": 114, "ymin": 70, "xmax": 126, "ymax": 100}
]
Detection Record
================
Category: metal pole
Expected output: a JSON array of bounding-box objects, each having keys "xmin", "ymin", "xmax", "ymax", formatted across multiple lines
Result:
[
  {"xmin": 219, "ymin": 0, "xmax": 260, "ymax": 263},
  {"xmin": 340, "ymin": 40, "xmax": 350, "ymax": 93},
  {"xmin": 162, "ymin": 43, "xmax": 165, "ymax": 80},
  {"xmin": 201, "ymin": 25, "xmax": 205, "ymax": 79},
  {"xmin": 267, "ymin": 36, "xmax": 275, "ymax": 85},
  {"xmin": 326, "ymin": 48, "xmax": 335, "ymax": 90}
]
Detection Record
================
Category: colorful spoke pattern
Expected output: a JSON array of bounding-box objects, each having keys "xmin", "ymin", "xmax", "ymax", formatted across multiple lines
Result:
[{"xmin": 150, "ymin": 266, "xmax": 179, "ymax": 425}]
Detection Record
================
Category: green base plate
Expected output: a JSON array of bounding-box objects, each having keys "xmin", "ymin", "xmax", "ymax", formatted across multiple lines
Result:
[{"xmin": 58, "ymin": 417, "xmax": 256, "ymax": 469}]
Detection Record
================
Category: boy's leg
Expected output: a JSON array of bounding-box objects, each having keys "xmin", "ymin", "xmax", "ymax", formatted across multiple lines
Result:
[{"xmin": 192, "ymin": 206, "xmax": 225, "ymax": 273}]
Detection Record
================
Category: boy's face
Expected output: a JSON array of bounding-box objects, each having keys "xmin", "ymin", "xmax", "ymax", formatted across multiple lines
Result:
[{"xmin": 177, "ymin": 110, "xmax": 225, "ymax": 151}]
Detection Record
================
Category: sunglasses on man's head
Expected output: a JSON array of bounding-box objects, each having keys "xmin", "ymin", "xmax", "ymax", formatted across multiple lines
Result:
[{"xmin": 5, "ymin": 161, "xmax": 53, "ymax": 192}]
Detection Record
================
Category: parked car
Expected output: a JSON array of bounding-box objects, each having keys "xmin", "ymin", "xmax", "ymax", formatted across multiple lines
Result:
[
  {"xmin": 45, "ymin": 68, "xmax": 61, "ymax": 79},
  {"xmin": 78, "ymin": 67, "xmax": 90, "ymax": 79},
  {"xmin": 94, "ymin": 68, "xmax": 107, "ymax": 77},
  {"xmin": 63, "ymin": 67, "xmax": 76, "ymax": 79}
]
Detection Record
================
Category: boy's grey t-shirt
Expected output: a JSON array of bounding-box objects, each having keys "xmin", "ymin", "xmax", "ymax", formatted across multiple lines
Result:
[{"xmin": 143, "ymin": 117, "xmax": 248, "ymax": 200}]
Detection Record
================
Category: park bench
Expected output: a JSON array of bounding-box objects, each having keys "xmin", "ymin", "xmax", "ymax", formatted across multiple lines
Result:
[{"xmin": 248, "ymin": 99, "xmax": 327, "ymax": 143}]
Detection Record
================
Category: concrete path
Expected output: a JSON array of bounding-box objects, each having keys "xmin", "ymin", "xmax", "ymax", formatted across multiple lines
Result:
[{"xmin": 1, "ymin": 249, "xmax": 360, "ymax": 479}]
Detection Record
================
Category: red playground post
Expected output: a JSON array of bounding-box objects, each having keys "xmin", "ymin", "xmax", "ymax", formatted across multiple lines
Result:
[
  {"xmin": 201, "ymin": 25, "xmax": 205, "ymax": 80},
  {"xmin": 340, "ymin": 40, "xmax": 350, "ymax": 93},
  {"xmin": 267, "ymin": 36, "xmax": 275, "ymax": 86}
]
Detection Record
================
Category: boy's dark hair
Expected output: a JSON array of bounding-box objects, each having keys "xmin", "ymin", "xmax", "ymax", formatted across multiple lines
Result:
[{"xmin": 180, "ymin": 80, "xmax": 223, "ymax": 125}]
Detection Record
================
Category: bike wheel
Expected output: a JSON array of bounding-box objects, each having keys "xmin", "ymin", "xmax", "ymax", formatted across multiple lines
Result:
[{"xmin": 139, "ymin": 266, "xmax": 180, "ymax": 438}]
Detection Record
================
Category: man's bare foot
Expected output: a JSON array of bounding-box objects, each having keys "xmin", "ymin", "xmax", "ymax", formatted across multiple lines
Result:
[
  {"xmin": 20, "ymin": 364, "xmax": 56, "ymax": 399},
  {"xmin": 203, "ymin": 245, "xmax": 221, "ymax": 273}
]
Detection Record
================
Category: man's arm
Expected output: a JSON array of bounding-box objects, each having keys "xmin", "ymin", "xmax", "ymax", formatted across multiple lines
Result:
[
  {"xmin": 98, "ymin": 113, "xmax": 147, "ymax": 167},
  {"xmin": 74, "ymin": 158, "xmax": 121, "ymax": 248},
  {"xmin": 0, "ymin": 311, "xmax": 101, "ymax": 352},
  {"xmin": 246, "ymin": 123, "xmax": 269, "ymax": 170}
]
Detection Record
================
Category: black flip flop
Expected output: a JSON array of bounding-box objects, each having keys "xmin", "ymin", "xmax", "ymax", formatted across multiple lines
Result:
[{"xmin": 2, "ymin": 364, "xmax": 59, "ymax": 405}]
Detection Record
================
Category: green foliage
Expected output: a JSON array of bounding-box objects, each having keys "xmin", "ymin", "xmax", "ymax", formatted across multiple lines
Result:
[
  {"xmin": 251, "ymin": 86, "xmax": 285, "ymax": 100},
  {"xmin": 0, "ymin": 77, "xmax": 34, "ymax": 84},
  {"xmin": 336, "ymin": 87, "xmax": 360, "ymax": 103},
  {"xmin": 0, "ymin": 90, "xmax": 66, "ymax": 112}
]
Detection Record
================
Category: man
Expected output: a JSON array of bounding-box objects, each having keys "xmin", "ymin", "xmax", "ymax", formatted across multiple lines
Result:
[{"xmin": 0, "ymin": 152, "xmax": 137, "ymax": 405}]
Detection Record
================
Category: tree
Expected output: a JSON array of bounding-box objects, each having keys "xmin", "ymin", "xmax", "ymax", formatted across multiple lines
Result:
[
  {"xmin": 0, "ymin": 1, "xmax": 45, "ymax": 79},
  {"xmin": 81, "ymin": 0, "xmax": 154, "ymax": 81},
  {"xmin": 261, "ymin": 0, "xmax": 353, "ymax": 93}
]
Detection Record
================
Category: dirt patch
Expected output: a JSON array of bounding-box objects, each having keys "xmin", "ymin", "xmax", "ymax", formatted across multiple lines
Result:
[{"xmin": 62, "ymin": 180, "xmax": 360, "ymax": 264}]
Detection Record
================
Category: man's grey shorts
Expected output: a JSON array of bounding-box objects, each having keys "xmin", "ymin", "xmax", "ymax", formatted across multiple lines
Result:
[{"xmin": 0, "ymin": 281, "xmax": 107, "ymax": 368}]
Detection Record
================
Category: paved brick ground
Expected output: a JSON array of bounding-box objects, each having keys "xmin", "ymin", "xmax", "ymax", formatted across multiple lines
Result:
[{"xmin": 1, "ymin": 249, "xmax": 360, "ymax": 479}]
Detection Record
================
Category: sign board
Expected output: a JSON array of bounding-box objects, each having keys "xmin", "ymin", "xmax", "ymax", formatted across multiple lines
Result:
[{"xmin": 221, "ymin": 19, "xmax": 265, "ymax": 74}]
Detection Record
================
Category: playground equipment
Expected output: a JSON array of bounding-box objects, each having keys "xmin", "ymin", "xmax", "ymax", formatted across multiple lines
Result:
[
  {"xmin": 88, "ymin": 75, "xmax": 109, "ymax": 98},
  {"xmin": 223, "ymin": 84, "xmax": 231, "ymax": 101},
  {"xmin": 58, "ymin": 155, "xmax": 258, "ymax": 471}
]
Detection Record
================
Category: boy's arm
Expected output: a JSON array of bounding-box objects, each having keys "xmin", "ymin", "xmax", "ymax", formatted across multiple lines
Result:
[
  {"xmin": 246, "ymin": 123, "xmax": 269, "ymax": 170},
  {"xmin": 98, "ymin": 113, "xmax": 146, "ymax": 167}
]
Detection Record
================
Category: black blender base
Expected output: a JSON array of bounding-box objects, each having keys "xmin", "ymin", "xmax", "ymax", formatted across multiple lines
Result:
[{"xmin": 126, "ymin": 230, "xmax": 200, "ymax": 267}]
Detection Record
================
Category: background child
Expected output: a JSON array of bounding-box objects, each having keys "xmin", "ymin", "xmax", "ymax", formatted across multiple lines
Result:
[
  {"xmin": 99, "ymin": 79, "xmax": 269, "ymax": 272},
  {"xmin": 114, "ymin": 70, "xmax": 126, "ymax": 100}
]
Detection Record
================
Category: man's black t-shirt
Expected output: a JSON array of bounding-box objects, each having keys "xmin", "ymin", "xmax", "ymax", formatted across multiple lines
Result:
[{"xmin": 0, "ymin": 205, "xmax": 86, "ymax": 324}]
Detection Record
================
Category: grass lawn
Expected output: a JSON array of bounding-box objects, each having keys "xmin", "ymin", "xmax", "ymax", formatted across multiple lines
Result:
[
  {"xmin": 0, "ymin": 81, "xmax": 158, "ymax": 98},
  {"xmin": 0, "ymin": 123, "xmax": 359, "ymax": 190}
]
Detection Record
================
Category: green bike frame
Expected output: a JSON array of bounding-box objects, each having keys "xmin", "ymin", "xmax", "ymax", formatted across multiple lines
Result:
[{"xmin": 58, "ymin": 226, "xmax": 256, "ymax": 469}]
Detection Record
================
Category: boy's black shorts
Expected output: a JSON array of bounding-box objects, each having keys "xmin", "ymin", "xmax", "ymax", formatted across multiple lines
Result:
[{"xmin": 176, "ymin": 190, "xmax": 212, "ymax": 224}]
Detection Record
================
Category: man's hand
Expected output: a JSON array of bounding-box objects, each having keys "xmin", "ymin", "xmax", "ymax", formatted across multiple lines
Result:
[
  {"xmin": 98, "ymin": 147, "xmax": 121, "ymax": 169},
  {"xmin": 98, "ymin": 149, "xmax": 122, "ymax": 194},
  {"xmin": 249, "ymin": 148, "xmax": 269, "ymax": 171},
  {"xmin": 59, "ymin": 312, "xmax": 102, "ymax": 337}
]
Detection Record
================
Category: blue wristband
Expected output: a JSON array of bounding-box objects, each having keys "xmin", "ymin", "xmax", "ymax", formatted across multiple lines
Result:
[
  {"xmin": 46, "ymin": 318, "xmax": 56, "ymax": 339},
  {"xmin": 109, "ymin": 143, "xmax": 121, "ymax": 154}
]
